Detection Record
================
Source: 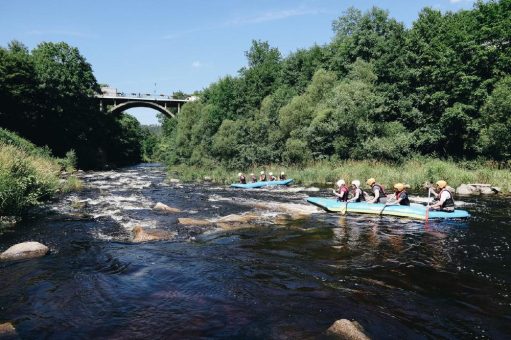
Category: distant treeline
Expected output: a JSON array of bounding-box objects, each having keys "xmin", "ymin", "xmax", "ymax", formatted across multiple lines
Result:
[
  {"xmin": 0, "ymin": 41, "xmax": 145, "ymax": 168},
  {"xmin": 156, "ymin": 0, "xmax": 511, "ymax": 169}
]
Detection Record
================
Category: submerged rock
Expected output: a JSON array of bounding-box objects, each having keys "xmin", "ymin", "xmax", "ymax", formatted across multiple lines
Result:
[
  {"xmin": 0, "ymin": 322, "xmax": 17, "ymax": 338},
  {"xmin": 132, "ymin": 226, "xmax": 176, "ymax": 243},
  {"xmin": 203, "ymin": 176, "xmax": 212, "ymax": 182},
  {"xmin": 273, "ymin": 213, "xmax": 310, "ymax": 224},
  {"xmin": 326, "ymin": 319, "xmax": 370, "ymax": 340},
  {"xmin": 0, "ymin": 242, "xmax": 49, "ymax": 261},
  {"xmin": 153, "ymin": 202, "xmax": 181, "ymax": 213},
  {"xmin": 178, "ymin": 218, "xmax": 212, "ymax": 226}
]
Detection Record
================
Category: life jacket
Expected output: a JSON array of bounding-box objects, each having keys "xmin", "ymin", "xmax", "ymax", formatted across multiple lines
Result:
[
  {"xmin": 270, "ymin": 175, "xmax": 277, "ymax": 181},
  {"xmin": 259, "ymin": 175, "xmax": 267, "ymax": 182},
  {"xmin": 373, "ymin": 184, "xmax": 387, "ymax": 198},
  {"xmin": 251, "ymin": 176, "xmax": 257, "ymax": 183},
  {"xmin": 239, "ymin": 176, "xmax": 246, "ymax": 184},
  {"xmin": 436, "ymin": 189, "xmax": 455, "ymax": 210},
  {"xmin": 395, "ymin": 190, "xmax": 410, "ymax": 206},
  {"xmin": 279, "ymin": 175, "xmax": 286, "ymax": 180},
  {"xmin": 337, "ymin": 186, "xmax": 349, "ymax": 202},
  {"xmin": 352, "ymin": 187, "xmax": 365, "ymax": 202}
]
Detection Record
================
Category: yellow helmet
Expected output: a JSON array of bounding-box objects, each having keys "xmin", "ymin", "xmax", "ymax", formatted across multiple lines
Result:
[
  {"xmin": 366, "ymin": 178, "xmax": 376, "ymax": 186},
  {"xmin": 394, "ymin": 183, "xmax": 404, "ymax": 191},
  {"xmin": 436, "ymin": 180, "xmax": 447, "ymax": 189}
]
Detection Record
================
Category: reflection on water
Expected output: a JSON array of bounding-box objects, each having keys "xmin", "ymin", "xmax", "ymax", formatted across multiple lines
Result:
[{"xmin": 0, "ymin": 164, "xmax": 510, "ymax": 338}]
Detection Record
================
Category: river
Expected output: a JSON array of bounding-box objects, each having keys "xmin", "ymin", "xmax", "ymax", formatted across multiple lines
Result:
[{"xmin": 1, "ymin": 164, "xmax": 510, "ymax": 338}]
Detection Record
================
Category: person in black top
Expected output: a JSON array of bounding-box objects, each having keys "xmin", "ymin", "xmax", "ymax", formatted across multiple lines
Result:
[
  {"xmin": 366, "ymin": 178, "xmax": 387, "ymax": 204},
  {"xmin": 386, "ymin": 183, "xmax": 410, "ymax": 206},
  {"xmin": 238, "ymin": 172, "xmax": 246, "ymax": 184}
]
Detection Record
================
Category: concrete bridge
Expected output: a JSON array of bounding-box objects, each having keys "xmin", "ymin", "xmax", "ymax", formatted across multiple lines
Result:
[{"xmin": 96, "ymin": 87, "xmax": 195, "ymax": 118}]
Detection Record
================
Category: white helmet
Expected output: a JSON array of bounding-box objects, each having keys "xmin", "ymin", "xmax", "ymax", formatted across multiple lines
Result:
[
  {"xmin": 351, "ymin": 180, "xmax": 361, "ymax": 188},
  {"xmin": 269, "ymin": 172, "xmax": 273, "ymax": 176},
  {"xmin": 250, "ymin": 173, "xmax": 254, "ymax": 176},
  {"xmin": 238, "ymin": 172, "xmax": 242, "ymax": 177},
  {"xmin": 281, "ymin": 171, "xmax": 285, "ymax": 175},
  {"xmin": 336, "ymin": 179, "xmax": 345, "ymax": 187},
  {"xmin": 260, "ymin": 171, "xmax": 265, "ymax": 175}
]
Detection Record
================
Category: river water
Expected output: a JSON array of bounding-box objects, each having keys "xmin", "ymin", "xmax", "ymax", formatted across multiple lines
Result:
[{"xmin": 1, "ymin": 164, "xmax": 510, "ymax": 339}]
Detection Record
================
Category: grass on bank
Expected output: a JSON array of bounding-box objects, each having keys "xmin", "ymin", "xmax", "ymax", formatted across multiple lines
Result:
[
  {"xmin": 167, "ymin": 158, "xmax": 511, "ymax": 193},
  {"xmin": 0, "ymin": 128, "xmax": 83, "ymax": 217}
]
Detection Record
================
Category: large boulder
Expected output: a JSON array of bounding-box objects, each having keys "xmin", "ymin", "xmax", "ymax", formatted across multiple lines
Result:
[
  {"xmin": 153, "ymin": 202, "xmax": 181, "ymax": 213},
  {"xmin": 0, "ymin": 242, "xmax": 49, "ymax": 261},
  {"xmin": 326, "ymin": 319, "xmax": 370, "ymax": 340},
  {"xmin": 0, "ymin": 322, "xmax": 17, "ymax": 338},
  {"xmin": 132, "ymin": 226, "xmax": 176, "ymax": 243}
]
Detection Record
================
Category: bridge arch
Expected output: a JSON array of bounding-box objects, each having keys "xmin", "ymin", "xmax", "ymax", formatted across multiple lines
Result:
[{"xmin": 109, "ymin": 101, "xmax": 176, "ymax": 119}]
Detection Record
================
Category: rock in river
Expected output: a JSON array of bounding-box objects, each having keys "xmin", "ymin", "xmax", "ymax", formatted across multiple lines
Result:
[
  {"xmin": 178, "ymin": 218, "xmax": 212, "ymax": 226},
  {"xmin": 0, "ymin": 241, "xmax": 49, "ymax": 261},
  {"xmin": 0, "ymin": 322, "xmax": 17, "ymax": 338},
  {"xmin": 153, "ymin": 202, "xmax": 181, "ymax": 213},
  {"xmin": 132, "ymin": 226, "xmax": 176, "ymax": 243},
  {"xmin": 215, "ymin": 214, "xmax": 259, "ymax": 223},
  {"xmin": 326, "ymin": 319, "xmax": 370, "ymax": 340}
]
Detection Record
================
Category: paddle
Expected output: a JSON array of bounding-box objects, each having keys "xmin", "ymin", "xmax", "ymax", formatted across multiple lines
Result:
[
  {"xmin": 425, "ymin": 186, "xmax": 431, "ymax": 222},
  {"xmin": 379, "ymin": 202, "xmax": 388, "ymax": 216},
  {"xmin": 340, "ymin": 202, "xmax": 348, "ymax": 215}
]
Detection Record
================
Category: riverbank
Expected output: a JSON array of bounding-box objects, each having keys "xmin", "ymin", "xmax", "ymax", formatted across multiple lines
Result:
[
  {"xmin": 167, "ymin": 158, "xmax": 511, "ymax": 193},
  {"xmin": 0, "ymin": 128, "xmax": 81, "ymax": 219}
]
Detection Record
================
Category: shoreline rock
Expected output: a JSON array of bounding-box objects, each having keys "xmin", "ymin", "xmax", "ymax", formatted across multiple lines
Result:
[
  {"xmin": 0, "ymin": 242, "xmax": 49, "ymax": 261},
  {"xmin": 456, "ymin": 183, "xmax": 500, "ymax": 195}
]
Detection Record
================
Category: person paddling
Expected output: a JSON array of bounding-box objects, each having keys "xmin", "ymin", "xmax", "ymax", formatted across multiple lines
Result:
[
  {"xmin": 279, "ymin": 171, "xmax": 286, "ymax": 180},
  {"xmin": 259, "ymin": 171, "xmax": 267, "ymax": 182},
  {"xmin": 333, "ymin": 179, "xmax": 349, "ymax": 202},
  {"xmin": 250, "ymin": 173, "xmax": 257, "ymax": 183},
  {"xmin": 269, "ymin": 172, "xmax": 277, "ymax": 181},
  {"xmin": 238, "ymin": 172, "xmax": 246, "ymax": 184},
  {"xmin": 386, "ymin": 183, "xmax": 410, "ymax": 206},
  {"xmin": 428, "ymin": 180, "xmax": 455, "ymax": 212},
  {"xmin": 366, "ymin": 178, "xmax": 387, "ymax": 204},
  {"xmin": 348, "ymin": 180, "xmax": 365, "ymax": 202}
]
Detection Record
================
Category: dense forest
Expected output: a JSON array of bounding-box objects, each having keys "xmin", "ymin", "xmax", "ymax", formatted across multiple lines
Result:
[
  {"xmin": 155, "ymin": 0, "xmax": 511, "ymax": 170},
  {"xmin": 0, "ymin": 41, "xmax": 145, "ymax": 169}
]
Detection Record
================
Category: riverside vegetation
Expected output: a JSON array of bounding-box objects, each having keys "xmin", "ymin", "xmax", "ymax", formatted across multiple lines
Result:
[
  {"xmin": 147, "ymin": 1, "xmax": 511, "ymax": 189},
  {"xmin": 0, "ymin": 128, "xmax": 79, "ymax": 218}
]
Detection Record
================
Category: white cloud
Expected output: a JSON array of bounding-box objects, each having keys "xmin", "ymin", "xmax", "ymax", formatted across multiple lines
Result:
[
  {"xmin": 448, "ymin": 0, "xmax": 473, "ymax": 3},
  {"xmin": 191, "ymin": 61, "xmax": 202, "ymax": 68}
]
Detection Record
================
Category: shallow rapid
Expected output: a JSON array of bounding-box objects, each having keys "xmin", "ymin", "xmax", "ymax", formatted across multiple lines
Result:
[{"xmin": 1, "ymin": 164, "xmax": 510, "ymax": 338}]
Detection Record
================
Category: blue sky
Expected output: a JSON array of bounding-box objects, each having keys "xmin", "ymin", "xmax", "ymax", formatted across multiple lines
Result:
[{"xmin": 0, "ymin": 0, "xmax": 476, "ymax": 124}]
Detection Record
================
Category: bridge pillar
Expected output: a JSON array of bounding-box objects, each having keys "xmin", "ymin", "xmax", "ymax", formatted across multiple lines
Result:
[
  {"xmin": 178, "ymin": 103, "xmax": 181, "ymax": 114},
  {"xmin": 99, "ymin": 99, "xmax": 103, "ymax": 112}
]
